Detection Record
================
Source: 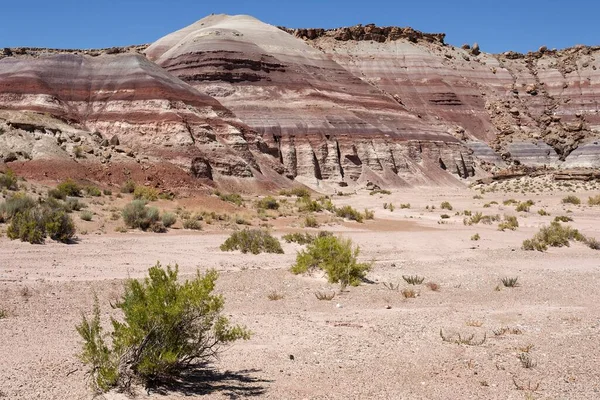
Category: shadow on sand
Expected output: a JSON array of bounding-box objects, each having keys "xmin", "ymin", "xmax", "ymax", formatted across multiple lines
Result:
[{"xmin": 149, "ymin": 367, "xmax": 270, "ymax": 398}]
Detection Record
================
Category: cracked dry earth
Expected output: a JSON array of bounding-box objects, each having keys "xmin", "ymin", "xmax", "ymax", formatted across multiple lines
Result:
[{"xmin": 1, "ymin": 189, "xmax": 600, "ymax": 399}]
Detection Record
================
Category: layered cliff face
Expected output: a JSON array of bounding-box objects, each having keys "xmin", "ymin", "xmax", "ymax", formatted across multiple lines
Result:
[
  {"xmin": 294, "ymin": 28, "xmax": 600, "ymax": 168},
  {"xmin": 1, "ymin": 14, "xmax": 599, "ymax": 190},
  {"xmin": 146, "ymin": 14, "xmax": 476, "ymax": 185},
  {"xmin": 0, "ymin": 52, "xmax": 279, "ymax": 183}
]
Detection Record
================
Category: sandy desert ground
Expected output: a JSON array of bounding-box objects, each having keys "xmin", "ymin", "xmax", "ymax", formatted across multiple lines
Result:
[{"xmin": 1, "ymin": 179, "xmax": 600, "ymax": 399}]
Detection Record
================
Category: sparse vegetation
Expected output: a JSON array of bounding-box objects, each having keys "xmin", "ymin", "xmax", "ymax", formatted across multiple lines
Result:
[
  {"xmin": 84, "ymin": 186, "xmax": 102, "ymax": 197},
  {"xmin": 554, "ymin": 215, "xmax": 573, "ymax": 223},
  {"xmin": 76, "ymin": 263, "xmax": 250, "ymax": 392},
  {"xmin": 401, "ymin": 288, "xmax": 417, "ymax": 298},
  {"xmin": 161, "ymin": 212, "xmax": 177, "ymax": 228},
  {"xmin": 562, "ymin": 195, "xmax": 581, "ymax": 205},
  {"xmin": 440, "ymin": 201, "xmax": 453, "ymax": 211},
  {"xmin": 256, "ymin": 196, "xmax": 279, "ymax": 210},
  {"xmin": 382, "ymin": 282, "xmax": 399, "ymax": 291},
  {"xmin": 426, "ymin": 282, "xmax": 440, "ymax": 291},
  {"xmin": 519, "ymin": 353, "xmax": 537, "ymax": 369},
  {"xmin": 440, "ymin": 214, "xmax": 450, "ymax": 219},
  {"xmin": 80, "ymin": 210, "xmax": 93, "ymax": 221},
  {"xmin": 369, "ymin": 189, "xmax": 391, "ymax": 196},
  {"xmin": 440, "ymin": 329, "xmax": 486, "ymax": 346},
  {"xmin": 501, "ymin": 277, "xmax": 519, "ymax": 288},
  {"xmin": 303, "ymin": 215, "xmax": 319, "ymax": 228},
  {"xmin": 334, "ymin": 205, "xmax": 364, "ymax": 222},
  {"xmin": 522, "ymin": 222, "xmax": 585, "ymax": 251},
  {"xmin": 133, "ymin": 186, "xmax": 159, "ymax": 202},
  {"xmin": 471, "ymin": 233, "xmax": 480, "ymax": 241},
  {"xmin": 215, "ymin": 191, "xmax": 243, "ymax": 206},
  {"xmin": 121, "ymin": 200, "xmax": 161, "ymax": 231},
  {"xmin": 291, "ymin": 235, "xmax": 371, "ymax": 287},
  {"xmin": 537, "ymin": 209, "xmax": 550, "ymax": 216},
  {"xmin": 463, "ymin": 212, "xmax": 500, "ymax": 226},
  {"xmin": 588, "ymin": 195, "xmax": 600, "ymax": 206},
  {"xmin": 402, "ymin": 275, "xmax": 425, "ymax": 285},
  {"xmin": 498, "ymin": 215, "xmax": 519, "ymax": 231},
  {"xmin": 120, "ymin": 179, "xmax": 136, "ymax": 194},
  {"xmin": 0, "ymin": 169, "xmax": 18, "ymax": 191},
  {"xmin": 220, "ymin": 229, "xmax": 283, "ymax": 255},
  {"xmin": 515, "ymin": 200, "xmax": 534, "ymax": 212},
  {"xmin": 267, "ymin": 291, "xmax": 284, "ymax": 301},
  {"xmin": 182, "ymin": 218, "xmax": 202, "ymax": 230},
  {"xmin": 279, "ymin": 187, "xmax": 311, "ymax": 198},
  {"xmin": 7, "ymin": 206, "xmax": 75, "ymax": 244},
  {"xmin": 314, "ymin": 291, "xmax": 336, "ymax": 301}
]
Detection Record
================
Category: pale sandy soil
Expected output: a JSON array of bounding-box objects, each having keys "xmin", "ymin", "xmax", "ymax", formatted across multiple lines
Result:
[{"xmin": 1, "ymin": 183, "xmax": 600, "ymax": 399}]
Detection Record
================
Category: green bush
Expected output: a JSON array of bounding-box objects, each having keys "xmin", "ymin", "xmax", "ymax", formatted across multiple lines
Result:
[
  {"xmin": 522, "ymin": 222, "xmax": 585, "ymax": 252},
  {"xmin": 282, "ymin": 232, "xmax": 316, "ymax": 245},
  {"xmin": 161, "ymin": 212, "xmax": 177, "ymax": 228},
  {"xmin": 122, "ymin": 200, "xmax": 160, "ymax": 231},
  {"xmin": 0, "ymin": 169, "xmax": 18, "ymax": 190},
  {"xmin": 56, "ymin": 179, "xmax": 82, "ymax": 197},
  {"xmin": 471, "ymin": 233, "xmax": 480, "ymax": 241},
  {"xmin": 515, "ymin": 200, "xmax": 534, "ymax": 212},
  {"xmin": 120, "ymin": 179, "xmax": 136, "ymax": 194},
  {"xmin": 303, "ymin": 215, "xmax": 319, "ymax": 228},
  {"xmin": 256, "ymin": 196, "xmax": 279, "ymax": 210},
  {"xmin": 215, "ymin": 191, "xmax": 243, "ymax": 206},
  {"xmin": 498, "ymin": 215, "xmax": 519, "ymax": 231},
  {"xmin": 133, "ymin": 186, "xmax": 159, "ymax": 202},
  {"xmin": 291, "ymin": 235, "xmax": 371, "ymax": 287},
  {"xmin": 76, "ymin": 263, "xmax": 250, "ymax": 392},
  {"xmin": 182, "ymin": 217, "xmax": 202, "ymax": 230},
  {"xmin": 80, "ymin": 210, "xmax": 93, "ymax": 221},
  {"xmin": 297, "ymin": 197, "xmax": 323, "ymax": 213},
  {"xmin": 440, "ymin": 214, "xmax": 450, "ymax": 219},
  {"xmin": 65, "ymin": 197, "xmax": 86, "ymax": 212},
  {"xmin": 335, "ymin": 205, "xmax": 364, "ymax": 222},
  {"xmin": 440, "ymin": 201, "xmax": 453, "ymax": 211},
  {"xmin": 220, "ymin": 229, "xmax": 283, "ymax": 254},
  {"xmin": 279, "ymin": 187, "xmax": 311, "ymax": 198},
  {"xmin": 0, "ymin": 192, "xmax": 36, "ymax": 220},
  {"xmin": 7, "ymin": 207, "xmax": 75, "ymax": 244},
  {"xmin": 562, "ymin": 195, "xmax": 581, "ymax": 205},
  {"xmin": 84, "ymin": 186, "xmax": 102, "ymax": 197},
  {"xmin": 364, "ymin": 209, "xmax": 375, "ymax": 220}
]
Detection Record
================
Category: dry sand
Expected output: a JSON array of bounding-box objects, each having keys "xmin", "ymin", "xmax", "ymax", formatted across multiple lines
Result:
[{"xmin": 1, "ymin": 184, "xmax": 600, "ymax": 399}]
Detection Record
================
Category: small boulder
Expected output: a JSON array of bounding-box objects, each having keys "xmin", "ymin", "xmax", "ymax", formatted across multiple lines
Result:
[{"xmin": 109, "ymin": 135, "xmax": 120, "ymax": 146}]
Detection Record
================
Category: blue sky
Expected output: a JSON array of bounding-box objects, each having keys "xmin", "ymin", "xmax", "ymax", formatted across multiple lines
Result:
[{"xmin": 1, "ymin": 0, "xmax": 598, "ymax": 53}]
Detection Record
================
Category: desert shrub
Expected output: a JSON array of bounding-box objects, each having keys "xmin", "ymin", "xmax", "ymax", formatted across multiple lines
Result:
[
  {"xmin": 103, "ymin": 189, "xmax": 112, "ymax": 196},
  {"xmin": 256, "ymin": 196, "xmax": 279, "ymax": 210},
  {"xmin": 585, "ymin": 237, "xmax": 600, "ymax": 250},
  {"xmin": 297, "ymin": 197, "xmax": 323, "ymax": 213},
  {"xmin": 383, "ymin": 203, "xmax": 395, "ymax": 212},
  {"xmin": 562, "ymin": 195, "xmax": 581, "ymax": 205},
  {"xmin": 0, "ymin": 169, "xmax": 18, "ymax": 190},
  {"xmin": 65, "ymin": 197, "xmax": 86, "ymax": 212},
  {"xmin": 471, "ymin": 233, "xmax": 480, "ymax": 241},
  {"xmin": 220, "ymin": 229, "xmax": 283, "ymax": 254},
  {"xmin": 403, "ymin": 275, "xmax": 425, "ymax": 285},
  {"xmin": 303, "ymin": 215, "xmax": 319, "ymax": 228},
  {"xmin": 515, "ymin": 200, "xmax": 534, "ymax": 212},
  {"xmin": 334, "ymin": 205, "xmax": 364, "ymax": 222},
  {"xmin": 370, "ymin": 189, "xmax": 391, "ymax": 196},
  {"xmin": 291, "ymin": 235, "xmax": 371, "ymax": 287},
  {"xmin": 7, "ymin": 208, "xmax": 46, "ymax": 244},
  {"xmin": 554, "ymin": 215, "xmax": 573, "ymax": 223},
  {"xmin": 56, "ymin": 179, "xmax": 82, "ymax": 197},
  {"xmin": 122, "ymin": 200, "xmax": 160, "ymax": 231},
  {"xmin": 399, "ymin": 203, "xmax": 410, "ymax": 209},
  {"xmin": 279, "ymin": 187, "xmax": 311, "ymax": 198},
  {"xmin": 473, "ymin": 194, "xmax": 483, "ymax": 200},
  {"xmin": 215, "ymin": 191, "xmax": 243, "ymax": 206},
  {"xmin": 76, "ymin": 263, "xmax": 250, "ymax": 392},
  {"xmin": 587, "ymin": 195, "xmax": 600, "ymax": 206},
  {"xmin": 498, "ymin": 215, "xmax": 519, "ymax": 231},
  {"xmin": 440, "ymin": 214, "xmax": 450, "ymax": 219},
  {"xmin": 283, "ymin": 232, "xmax": 314, "ymax": 245},
  {"xmin": 80, "ymin": 210, "xmax": 93, "ymax": 221},
  {"xmin": 537, "ymin": 209, "xmax": 550, "ymax": 216},
  {"xmin": 120, "ymin": 179, "xmax": 136, "ymax": 194},
  {"xmin": 317, "ymin": 196, "xmax": 335, "ymax": 212},
  {"xmin": 133, "ymin": 186, "xmax": 159, "ymax": 202},
  {"xmin": 522, "ymin": 222, "xmax": 585, "ymax": 251},
  {"xmin": 440, "ymin": 201, "xmax": 453, "ymax": 211},
  {"xmin": 161, "ymin": 212, "xmax": 177, "ymax": 228},
  {"xmin": 0, "ymin": 192, "xmax": 36, "ymax": 219},
  {"xmin": 463, "ymin": 212, "xmax": 500, "ymax": 226},
  {"xmin": 503, "ymin": 199, "xmax": 518, "ymax": 206},
  {"xmin": 501, "ymin": 277, "xmax": 519, "ymax": 288},
  {"xmin": 364, "ymin": 209, "xmax": 375, "ymax": 220},
  {"xmin": 7, "ymin": 207, "xmax": 75, "ymax": 244},
  {"xmin": 84, "ymin": 186, "xmax": 102, "ymax": 197},
  {"xmin": 182, "ymin": 217, "xmax": 202, "ymax": 230}
]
